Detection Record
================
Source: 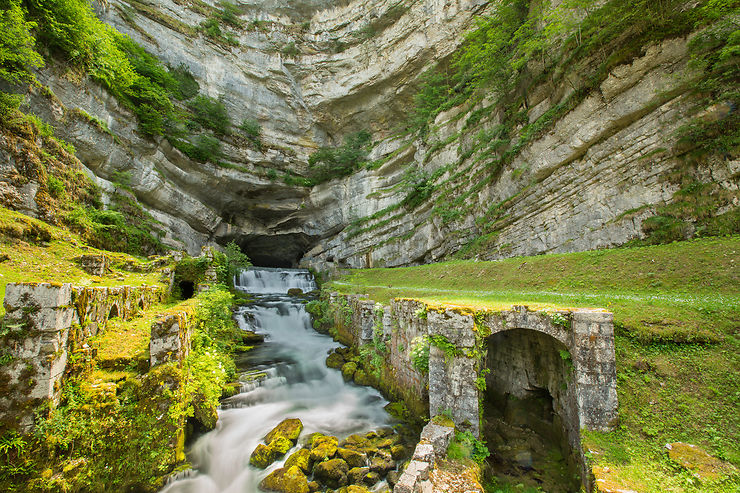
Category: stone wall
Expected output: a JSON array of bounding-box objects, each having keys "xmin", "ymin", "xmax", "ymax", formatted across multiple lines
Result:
[
  {"xmin": 327, "ymin": 294, "xmax": 618, "ymax": 491},
  {"xmin": 0, "ymin": 282, "xmax": 166, "ymax": 431}
]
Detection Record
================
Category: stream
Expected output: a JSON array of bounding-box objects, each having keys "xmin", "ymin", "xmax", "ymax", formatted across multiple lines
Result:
[{"xmin": 161, "ymin": 268, "xmax": 393, "ymax": 493}]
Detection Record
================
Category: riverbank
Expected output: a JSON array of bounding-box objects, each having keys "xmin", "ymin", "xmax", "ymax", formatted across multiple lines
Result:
[{"xmin": 328, "ymin": 236, "xmax": 740, "ymax": 492}]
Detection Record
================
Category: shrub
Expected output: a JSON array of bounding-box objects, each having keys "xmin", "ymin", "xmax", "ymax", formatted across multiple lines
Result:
[
  {"xmin": 168, "ymin": 64, "xmax": 199, "ymax": 100},
  {"xmin": 0, "ymin": 0, "xmax": 44, "ymax": 85},
  {"xmin": 239, "ymin": 118, "xmax": 261, "ymax": 147},
  {"xmin": 281, "ymin": 42, "xmax": 299, "ymax": 56},
  {"xmin": 308, "ymin": 130, "xmax": 372, "ymax": 183},
  {"xmin": 189, "ymin": 95, "xmax": 230, "ymax": 135},
  {"xmin": 47, "ymin": 176, "xmax": 65, "ymax": 198},
  {"xmin": 216, "ymin": 1, "xmax": 241, "ymax": 27},
  {"xmin": 0, "ymin": 92, "xmax": 23, "ymax": 119}
]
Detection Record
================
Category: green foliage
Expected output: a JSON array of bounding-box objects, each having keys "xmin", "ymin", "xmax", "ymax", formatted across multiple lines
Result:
[
  {"xmin": 66, "ymin": 202, "xmax": 165, "ymax": 256},
  {"xmin": 189, "ymin": 94, "xmax": 230, "ymax": 135},
  {"xmin": 550, "ymin": 312, "xmax": 569, "ymax": 327},
  {"xmin": 0, "ymin": 431, "xmax": 31, "ymax": 484},
  {"xmin": 306, "ymin": 299, "xmax": 333, "ymax": 330},
  {"xmin": 216, "ymin": 1, "xmax": 241, "ymax": 27},
  {"xmin": 447, "ymin": 430, "xmax": 490, "ymax": 464},
  {"xmin": 0, "ymin": 92, "xmax": 23, "ymax": 119},
  {"xmin": 222, "ymin": 241, "xmax": 251, "ymax": 283},
  {"xmin": 0, "ymin": 0, "xmax": 44, "ymax": 85},
  {"xmin": 27, "ymin": 0, "xmax": 136, "ymax": 89},
  {"xmin": 238, "ymin": 118, "xmax": 262, "ymax": 149},
  {"xmin": 308, "ymin": 130, "xmax": 372, "ymax": 183},
  {"xmin": 281, "ymin": 42, "xmax": 299, "ymax": 56},
  {"xmin": 410, "ymin": 335, "xmax": 430, "ymax": 373},
  {"xmin": 408, "ymin": 67, "xmax": 453, "ymax": 136},
  {"xmin": 402, "ymin": 167, "xmax": 434, "ymax": 209},
  {"xmin": 168, "ymin": 64, "xmax": 200, "ymax": 100},
  {"xmin": 46, "ymin": 175, "xmax": 65, "ymax": 198}
]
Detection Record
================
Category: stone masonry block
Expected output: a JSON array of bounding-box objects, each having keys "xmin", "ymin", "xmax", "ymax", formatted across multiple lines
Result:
[
  {"xmin": 6, "ymin": 307, "xmax": 76, "ymax": 332},
  {"xmin": 4, "ymin": 282, "xmax": 72, "ymax": 311},
  {"xmin": 427, "ymin": 309, "xmax": 475, "ymax": 347}
]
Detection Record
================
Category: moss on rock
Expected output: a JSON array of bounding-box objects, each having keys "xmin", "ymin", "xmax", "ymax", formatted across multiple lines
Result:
[
  {"xmin": 265, "ymin": 418, "xmax": 304, "ymax": 444},
  {"xmin": 285, "ymin": 448, "xmax": 311, "ymax": 473},
  {"xmin": 249, "ymin": 443, "xmax": 277, "ymax": 469},
  {"xmin": 337, "ymin": 447, "xmax": 367, "ymax": 468},
  {"xmin": 341, "ymin": 361, "xmax": 357, "ymax": 381},
  {"xmin": 313, "ymin": 457, "xmax": 349, "ymax": 489},
  {"xmin": 326, "ymin": 351, "xmax": 345, "ymax": 369},
  {"xmin": 259, "ymin": 465, "xmax": 310, "ymax": 493}
]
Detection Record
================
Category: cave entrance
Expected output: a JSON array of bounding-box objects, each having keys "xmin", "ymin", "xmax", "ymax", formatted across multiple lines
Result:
[
  {"xmin": 482, "ymin": 329, "xmax": 581, "ymax": 492},
  {"xmin": 227, "ymin": 233, "xmax": 314, "ymax": 268},
  {"xmin": 179, "ymin": 280, "xmax": 195, "ymax": 300}
]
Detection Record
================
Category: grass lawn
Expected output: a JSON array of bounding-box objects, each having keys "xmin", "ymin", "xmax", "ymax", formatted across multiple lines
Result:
[{"xmin": 329, "ymin": 236, "xmax": 740, "ymax": 492}]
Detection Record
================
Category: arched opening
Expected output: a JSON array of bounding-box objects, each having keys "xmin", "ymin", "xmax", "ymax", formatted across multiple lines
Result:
[
  {"xmin": 108, "ymin": 304, "xmax": 119, "ymax": 319},
  {"xmin": 179, "ymin": 280, "xmax": 195, "ymax": 300},
  {"xmin": 482, "ymin": 329, "xmax": 581, "ymax": 491},
  {"xmin": 138, "ymin": 299, "xmax": 145, "ymax": 310}
]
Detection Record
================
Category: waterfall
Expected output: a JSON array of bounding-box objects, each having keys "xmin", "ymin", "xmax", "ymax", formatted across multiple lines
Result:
[
  {"xmin": 161, "ymin": 269, "xmax": 390, "ymax": 493},
  {"xmin": 235, "ymin": 267, "xmax": 317, "ymax": 295}
]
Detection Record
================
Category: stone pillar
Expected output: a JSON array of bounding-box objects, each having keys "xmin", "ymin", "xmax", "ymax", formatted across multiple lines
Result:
[
  {"xmin": 427, "ymin": 308, "xmax": 480, "ymax": 436},
  {"xmin": 0, "ymin": 283, "xmax": 75, "ymax": 430},
  {"xmin": 570, "ymin": 311, "xmax": 618, "ymax": 430},
  {"xmin": 150, "ymin": 312, "xmax": 193, "ymax": 368}
]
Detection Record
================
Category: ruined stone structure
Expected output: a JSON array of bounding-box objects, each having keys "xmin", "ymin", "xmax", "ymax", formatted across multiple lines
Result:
[
  {"xmin": 329, "ymin": 293, "xmax": 618, "ymax": 491},
  {"xmin": 0, "ymin": 282, "xmax": 166, "ymax": 431},
  {"xmin": 150, "ymin": 310, "xmax": 195, "ymax": 368}
]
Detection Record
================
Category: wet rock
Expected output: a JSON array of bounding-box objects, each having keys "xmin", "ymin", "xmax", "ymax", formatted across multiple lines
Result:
[
  {"xmin": 326, "ymin": 351, "xmax": 345, "ymax": 369},
  {"xmin": 270, "ymin": 436, "xmax": 294, "ymax": 456},
  {"xmin": 376, "ymin": 427, "xmax": 395, "ymax": 437},
  {"xmin": 337, "ymin": 485, "xmax": 371, "ymax": 493},
  {"xmin": 390, "ymin": 444, "xmax": 408, "ymax": 460},
  {"xmin": 259, "ymin": 465, "xmax": 309, "ymax": 493},
  {"xmin": 352, "ymin": 369, "xmax": 371, "ymax": 386},
  {"xmin": 287, "ymin": 288, "xmax": 304, "ymax": 296},
  {"xmin": 386, "ymin": 470, "xmax": 400, "ymax": 488},
  {"xmin": 514, "ymin": 449, "xmax": 533, "ymax": 469},
  {"xmin": 369, "ymin": 453, "xmax": 395, "ymax": 477},
  {"xmin": 285, "ymin": 448, "xmax": 311, "ymax": 473},
  {"xmin": 309, "ymin": 434, "xmax": 339, "ymax": 462},
  {"xmin": 307, "ymin": 480, "xmax": 320, "ymax": 492},
  {"xmin": 249, "ymin": 443, "xmax": 277, "ymax": 469},
  {"xmin": 337, "ymin": 447, "xmax": 367, "ymax": 468},
  {"xmin": 265, "ymin": 418, "xmax": 303, "ymax": 443},
  {"xmin": 347, "ymin": 466, "xmax": 370, "ymax": 484},
  {"xmin": 340, "ymin": 433, "xmax": 369, "ymax": 450},
  {"xmin": 313, "ymin": 458, "xmax": 349, "ymax": 488},
  {"xmin": 364, "ymin": 471, "xmax": 380, "ymax": 485},
  {"xmin": 335, "ymin": 346, "xmax": 353, "ymax": 358},
  {"xmin": 341, "ymin": 362, "xmax": 358, "ymax": 381}
]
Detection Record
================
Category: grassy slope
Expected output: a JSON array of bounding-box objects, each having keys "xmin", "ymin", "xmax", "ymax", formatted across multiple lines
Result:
[
  {"xmin": 329, "ymin": 236, "xmax": 740, "ymax": 492},
  {"xmin": 0, "ymin": 206, "xmax": 167, "ymax": 316}
]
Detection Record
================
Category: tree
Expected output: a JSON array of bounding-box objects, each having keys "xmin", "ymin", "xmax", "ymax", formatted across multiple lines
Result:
[{"xmin": 0, "ymin": 0, "xmax": 44, "ymax": 85}]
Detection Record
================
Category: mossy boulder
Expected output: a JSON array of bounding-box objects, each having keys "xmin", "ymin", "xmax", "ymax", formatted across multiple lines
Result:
[
  {"xmin": 347, "ymin": 466, "xmax": 370, "ymax": 484},
  {"xmin": 270, "ymin": 436, "xmax": 294, "ymax": 455},
  {"xmin": 326, "ymin": 351, "xmax": 345, "ymax": 369},
  {"xmin": 341, "ymin": 362, "xmax": 357, "ymax": 381},
  {"xmin": 259, "ymin": 465, "xmax": 309, "ymax": 493},
  {"xmin": 337, "ymin": 486, "xmax": 372, "ymax": 493},
  {"xmin": 369, "ymin": 454, "xmax": 395, "ymax": 477},
  {"xmin": 313, "ymin": 458, "xmax": 349, "ymax": 488},
  {"xmin": 308, "ymin": 434, "xmax": 339, "ymax": 462},
  {"xmin": 390, "ymin": 444, "xmax": 408, "ymax": 460},
  {"xmin": 337, "ymin": 447, "xmax": 366, "ymax": 468},
  {"xmin": 287, "ymin": 288, "xmax": 304, "ymax": 296},
  {"xmin": 308, "ymin": 480, "xmax": 320, "ymax": 492},
  {"xmin": 352, "ymin": 369, "xmax": 371, "ymax": 386},
  {"xmin": 265, "ymin": 418, "xmax": 303, "ymax": 443},
  {"xmin": 285, "ymin": 448, "xmax": 311, "ymax": 473},
  {"xmin": 250, "ymin": 443, "xmax": 277, "ymax": 469}
]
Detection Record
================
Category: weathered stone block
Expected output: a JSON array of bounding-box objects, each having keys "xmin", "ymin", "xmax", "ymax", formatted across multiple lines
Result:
[
  {"xmin": 75, "ymin": 254, "xmax": 110, "ymax": 277},
  {"xmin": 3, "ymin": 282, "xmax": 72, "ymax": 311},
  {"xmin": 150, "ymin": 312, "xmax": 192, "ymax": 367}
]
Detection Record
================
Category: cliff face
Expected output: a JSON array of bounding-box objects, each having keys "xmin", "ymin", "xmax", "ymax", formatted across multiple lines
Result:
[{"xmin": 4, "ymin": 0, "xmax": 737, "ymax": 267}]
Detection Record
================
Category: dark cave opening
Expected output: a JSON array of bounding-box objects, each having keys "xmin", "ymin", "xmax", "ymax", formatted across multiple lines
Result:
[
  {"xmin": 482, "ymin": 329, "xmax": 581, "ymax": 492},
  {"xmin": 228, "ymin": 233, "xmax": 315, "ymax": 268},
  {"xmin": 179, "ymin": 280, "xmax": 195, "ymax": 300}
]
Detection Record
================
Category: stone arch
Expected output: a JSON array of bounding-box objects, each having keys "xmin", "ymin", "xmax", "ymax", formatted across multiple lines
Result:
[
  {"xmin": 482, "ymin": 328, "xmax": 581, "ymax": 491},
  {"xmin": 108, "ymin": 304, "xmax": 119, "ymax": 319},
  {"xmin": 138, "ymin": 298, "xmax": 145, "ymax": 311}
]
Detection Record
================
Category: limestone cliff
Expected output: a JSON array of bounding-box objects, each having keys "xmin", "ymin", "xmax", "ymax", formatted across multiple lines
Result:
[{"xmin": 2, "ymin": 0, "xmax": 737, "ymax": 267}]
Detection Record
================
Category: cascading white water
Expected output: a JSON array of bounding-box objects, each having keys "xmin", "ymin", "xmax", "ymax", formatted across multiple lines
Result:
[
  {"xmin": 161, "ymin": 268, "xmax": 391, "ymax": 493},
  {"xmin": 235, "ymin": 267, "xmax": 317, "ymax": 295}
]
